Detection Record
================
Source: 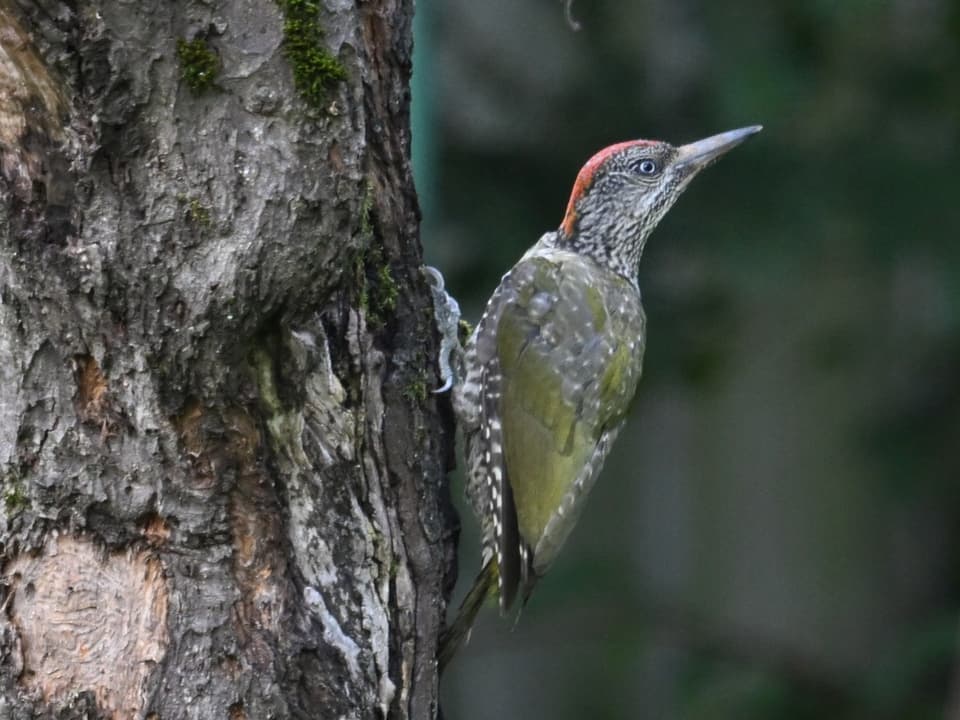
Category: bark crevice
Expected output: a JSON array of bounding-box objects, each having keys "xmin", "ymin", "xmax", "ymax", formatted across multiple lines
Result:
[{"xmin": 0, "ymin": 1, "xmax": 453, "ymax": 717}]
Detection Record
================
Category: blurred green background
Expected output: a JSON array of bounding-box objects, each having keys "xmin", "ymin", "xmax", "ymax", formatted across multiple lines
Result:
[{"xmin": 412, "ymin": 1, "xmax": 960, "ymax": 718}]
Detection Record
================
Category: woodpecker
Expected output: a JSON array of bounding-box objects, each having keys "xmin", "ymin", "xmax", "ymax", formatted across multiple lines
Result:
[{"xmin": 436, "ymin": 125, "xmax": 762, "ymax": 668}]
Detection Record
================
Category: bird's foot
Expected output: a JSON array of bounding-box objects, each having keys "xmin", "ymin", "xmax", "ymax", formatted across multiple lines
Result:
[{"xmin": 423, "ymin": 266, "xmax": 463, "ymax": 393}]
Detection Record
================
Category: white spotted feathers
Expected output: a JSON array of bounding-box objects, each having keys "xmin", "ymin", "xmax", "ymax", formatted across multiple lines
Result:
[
  {"xmin": 456, "ymin": 233, "xmax": 646, "ymax": 612},
  {"xmin": 440, "ymin": 126, "xmax": 760, "ymax": 668}
]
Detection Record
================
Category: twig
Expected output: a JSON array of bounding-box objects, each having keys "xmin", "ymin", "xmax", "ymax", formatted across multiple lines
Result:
[{"xmin": 563, "ymin": 0, "xmax": 582, "ymax": 31}]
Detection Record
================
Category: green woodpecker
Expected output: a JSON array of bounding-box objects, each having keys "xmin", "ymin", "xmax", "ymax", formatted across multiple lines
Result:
[{"xmin": 438, "ymin": 125, "xmax": 762, "ymax": 668}]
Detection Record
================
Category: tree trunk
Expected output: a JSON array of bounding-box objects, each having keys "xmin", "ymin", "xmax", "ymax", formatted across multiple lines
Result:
[{"xmin": 0, "ymin": 1, "xmax": 455, "ymax": 718}]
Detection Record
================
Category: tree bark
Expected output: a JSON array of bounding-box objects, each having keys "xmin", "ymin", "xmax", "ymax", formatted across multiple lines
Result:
[{"xmin": 0, "ymin": 1, "xmax": 455, "ymax": 718}]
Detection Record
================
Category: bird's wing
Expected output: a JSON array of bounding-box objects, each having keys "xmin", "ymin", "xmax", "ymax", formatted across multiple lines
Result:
[{"xmin": 487, "ymin": 251, "xmax": 645, "ymax": 605}]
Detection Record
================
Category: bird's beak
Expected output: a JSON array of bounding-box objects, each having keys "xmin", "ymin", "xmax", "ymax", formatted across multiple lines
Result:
[{"xmin": 675, "ymin": 125, "xmax": 763, "ymax": 172}]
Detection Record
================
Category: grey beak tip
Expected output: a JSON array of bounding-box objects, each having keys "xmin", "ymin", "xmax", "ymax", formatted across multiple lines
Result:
[
  {"xmin": 677, "ymin": 124, "xmax": 764, "ymax": 167},
  {"xmin": 731, "ymin": 124, "xmax": 763, "ymax": 140}
]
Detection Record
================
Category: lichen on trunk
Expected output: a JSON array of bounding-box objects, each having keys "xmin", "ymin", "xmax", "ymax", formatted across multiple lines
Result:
[{"xmin": 0, "ymin": 0, "xmax": 455, "ymax": 718}]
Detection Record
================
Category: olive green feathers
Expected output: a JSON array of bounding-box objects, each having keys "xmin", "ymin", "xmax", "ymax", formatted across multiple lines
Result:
[{"xmin": 440, "ymin": 126, "xmax": 761, "ymax": 669}]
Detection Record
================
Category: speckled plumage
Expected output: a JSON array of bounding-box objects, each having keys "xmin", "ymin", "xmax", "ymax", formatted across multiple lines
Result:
[
  {"xmin": 456, "ymin": 235, "xmax": 645, "ymax": 608},
  {"xmin": 440, "ymin": 126, "xmax": 761, "ymax": 669}
]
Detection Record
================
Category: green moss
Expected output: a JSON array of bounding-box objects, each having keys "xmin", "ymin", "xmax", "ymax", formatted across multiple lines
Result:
[
  {"xmin": 4, "ymin": 485, "xmax": 28, "ymax": 512},
  {"xmin": 353, "ymin": 245, "xmax": 400, "ymax": 327},
  {"xmin": 176, "ymin": 38, "xmax": 220, "ymax": 93},
  {"xmin": 277, "ymin": 0, "xmax": 347, "ymax": 108},
  {"xmin": 2, "ymin": 466, "xmax": 28, "ymax": 513},
  {"xmin": 353, "ymin": 183, "xmax": 399, "ymax": 326},
  {"xmin": 187, "ymin": 199, "xmax": 212, "ymax": 227},
  {"xmin": 354, "ymin": 245, "xmax": 398, "ymax": 326},
  {"xmin": 376, "ymin": 263, "xmax": 398, "ymax": 314},
  {"xmin": 176, "ymin": 194, "xmax": 213, "ymax": 229},
  {"xmin": 402, "ymin": 376, "xmax": 428, "ymax": 404}
]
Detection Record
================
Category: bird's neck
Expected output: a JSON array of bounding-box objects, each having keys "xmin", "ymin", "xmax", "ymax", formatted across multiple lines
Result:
[{"xmin": 551, "ymin": 224, "xmax": 646, "ymax": 283}]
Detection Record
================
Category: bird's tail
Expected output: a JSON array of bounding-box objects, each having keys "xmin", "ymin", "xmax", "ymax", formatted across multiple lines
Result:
[{"xmin": 438, "ymin": 559, "xmax": 498, "ymax": 672}]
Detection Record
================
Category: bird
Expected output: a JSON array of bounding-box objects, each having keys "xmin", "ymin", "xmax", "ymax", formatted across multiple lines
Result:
[{"xmin": 437, "ymin": 125, "xmax": 762, "ymax": 669}]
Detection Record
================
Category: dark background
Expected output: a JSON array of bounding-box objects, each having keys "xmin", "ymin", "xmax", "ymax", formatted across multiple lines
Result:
[{"xmin": 412, "ymin": 1, "xmax": 960, "ymax": 717}]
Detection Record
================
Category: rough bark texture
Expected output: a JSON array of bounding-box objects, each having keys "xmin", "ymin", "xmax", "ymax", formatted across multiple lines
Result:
[{"xmin": 0, "ymin": 1, "xmax": 455, "ymax": 718}]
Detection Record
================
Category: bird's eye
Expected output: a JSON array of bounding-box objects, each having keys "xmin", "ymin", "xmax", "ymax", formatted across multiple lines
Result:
[{"xmin": 636, "ymin": 159, "xmax": 658, "ymax": 175}]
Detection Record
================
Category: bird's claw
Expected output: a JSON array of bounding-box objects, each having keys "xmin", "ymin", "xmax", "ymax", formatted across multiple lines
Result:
[{"xmin": 424, "ymin": 266, "xmax": 463, "ymax": 394}]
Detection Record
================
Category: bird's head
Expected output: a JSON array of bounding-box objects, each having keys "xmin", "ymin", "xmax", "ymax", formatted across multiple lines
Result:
[{"xmin": 558, "ymin": 125, "xmax": 762, "ymax": 278}]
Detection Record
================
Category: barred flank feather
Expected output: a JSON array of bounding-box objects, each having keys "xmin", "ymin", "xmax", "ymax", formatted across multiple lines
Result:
[
  {"xmin": 480, "ymin": 363, "xmax": 521, "ymax": 611},
  {"xmin": 440, "ymin": 127, "xmax": 759, "ymax": 668}
]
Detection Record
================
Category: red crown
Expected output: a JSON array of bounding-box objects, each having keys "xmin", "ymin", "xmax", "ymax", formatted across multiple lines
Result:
[{"xmin": 560, "ymin": 140, "xmax": 657, "ymax": 236}]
